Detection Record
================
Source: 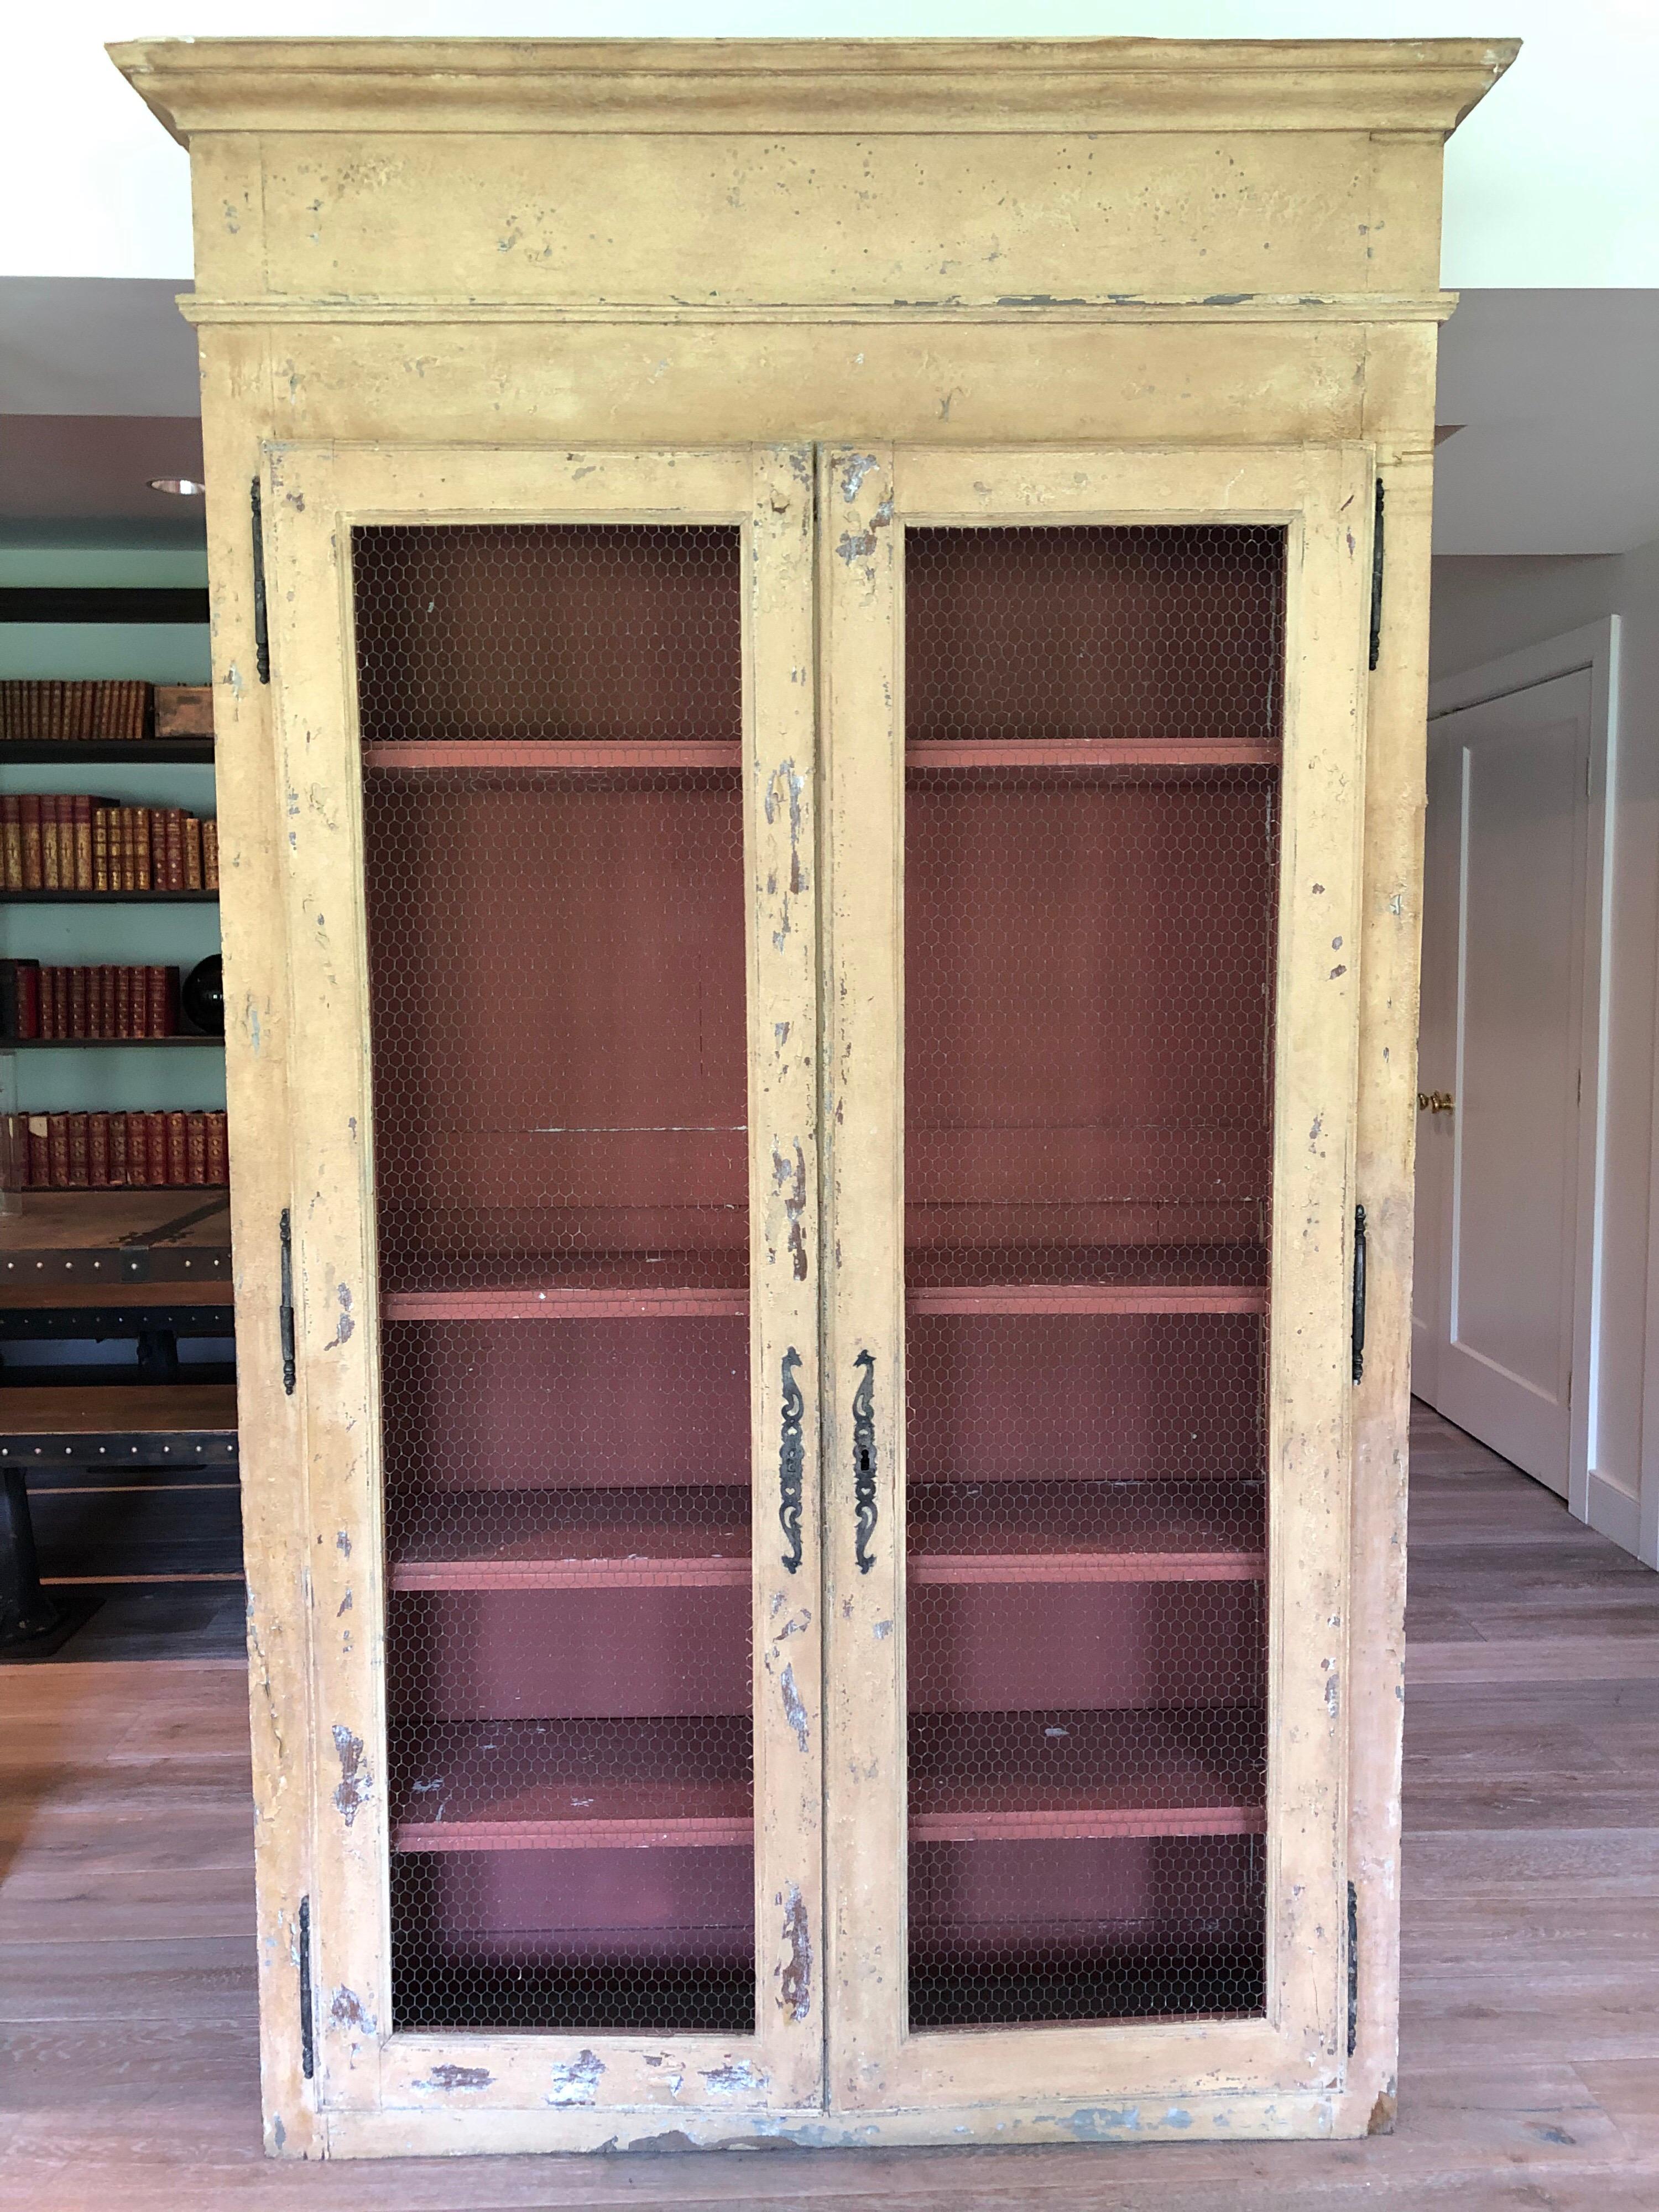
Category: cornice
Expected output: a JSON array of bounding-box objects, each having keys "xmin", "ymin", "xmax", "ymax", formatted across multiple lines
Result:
[
  {"xmin": 111, "ymin": 36, "xmax": 1518, "ymax": 145},
  {"xmin": 176, "ymin": 294, "xmax": 1460, "ymax": 329}
]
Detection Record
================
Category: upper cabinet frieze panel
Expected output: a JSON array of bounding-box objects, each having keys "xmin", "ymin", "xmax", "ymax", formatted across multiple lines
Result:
[{"xmin": 112, "ymin": 38, "xmax": 1516, "ymax": 316}]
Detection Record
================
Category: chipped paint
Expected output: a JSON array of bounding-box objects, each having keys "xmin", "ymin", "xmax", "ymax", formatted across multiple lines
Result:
[
  {"xmin": 331, "ymin": 1723, "xmax": 369, "ymax": 1825},
  {"xmin": 700, "ymin": 2058, "xmax": 766, "ymax": 2097},
  {"xmin": 780, "ymin": 1886, "xmax": 812, "ymax": 2022},
  {"xmin": 330, "ymin": 1986, "xmax": 373, "ymax": 2033},
  {"xmin": 415, "ymin": 2064, "xmax": 493, "ymax": 2090},
  {"xmin": 839, "ymin": 453, "xmax": 878, "ymax": 500},
  {"xmin": 779, "ymin": 1662, "xmax": 809, "ymax": 1753},
  {"xmin": 326, "ymin": 1283, "xmax": 354, "ymax": 1348},
  {"xmin": 546, "ymin": 2048, "xmax": 604, "ymax": 2105},
  {"xmin": 835, "ymin": 497, "xmax": 894, "ymax": 566}
]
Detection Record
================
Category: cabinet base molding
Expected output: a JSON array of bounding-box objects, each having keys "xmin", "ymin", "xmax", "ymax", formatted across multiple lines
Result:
[{"xmin": 319, "ymin": 2084, "xmax": 1389, "ymax": 2157}]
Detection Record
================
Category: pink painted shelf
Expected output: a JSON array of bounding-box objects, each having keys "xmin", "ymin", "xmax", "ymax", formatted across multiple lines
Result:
[
  {"xmin": 906, "ymin": 737, "xmax": 1278, "ymax": 768},
  {"xmin": 365, "ymin": 740, "xmax": 740, "ymax": 770}
]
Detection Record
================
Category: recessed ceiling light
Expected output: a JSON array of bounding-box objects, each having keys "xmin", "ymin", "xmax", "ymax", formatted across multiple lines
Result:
[{"xmin": 149, "ymin": 477, "xmax": 206, "ymax": 495}]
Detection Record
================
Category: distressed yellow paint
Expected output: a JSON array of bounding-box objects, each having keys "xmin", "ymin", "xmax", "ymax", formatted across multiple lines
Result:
[{"xmin": 109, "ymin": 32, "xmax": 1516, "ymax": 2158}]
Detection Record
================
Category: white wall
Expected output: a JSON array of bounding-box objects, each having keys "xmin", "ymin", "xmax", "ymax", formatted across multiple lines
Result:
[
  {"xmin": 3, "ymin": 1, "xmax": 1657, "ymax": 285},
  {"xmin": 1431, "ymin": 540, "xmax": 1659, "ymax": 1560}
]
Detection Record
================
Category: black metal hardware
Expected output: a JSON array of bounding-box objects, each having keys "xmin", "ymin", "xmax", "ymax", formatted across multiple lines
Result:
[
  {"xmin": 853, "ymin": 1350, "xmax": 877, "ymax": 1574},
  {"xmin": 1352, "ymin": 1204, "xmax": 1368, "ymax": 1385},
  {"xmin": 252, "ymin": 477, "xmax": 270, "ymax": 685},
  {"xmin": 298, "ymin": 1895, "xmax": 315, "ymax": 2080},
  {"xmin": 779, "ymin": 1346, "xmax": 805, "ymax": 1575},
  {"xmin": 1368, "ymin": 478, "xmax": 1385, "ymax": 672},
  {"xmin": 1347, "ymin": 1880, "xmax": 1359, "ymax": 2057},
  {"xmin": 279, "ymin": 1208, "xmax": 296, "ymax": 1396}
]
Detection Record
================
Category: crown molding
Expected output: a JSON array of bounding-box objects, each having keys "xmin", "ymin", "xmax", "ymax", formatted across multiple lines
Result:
[{"xmin": 111, "ymin": 36, "xmax": 1519, "ymax": 146}]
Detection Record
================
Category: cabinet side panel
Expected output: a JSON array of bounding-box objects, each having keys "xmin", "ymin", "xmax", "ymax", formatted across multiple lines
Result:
[
  {"xmin": 1347, "ymin": 444, "xmax": 1434, "ymax": 2127},
  {"xmin": 197, "ymin": 330, "xmax": 321, "ymax": 2158}
]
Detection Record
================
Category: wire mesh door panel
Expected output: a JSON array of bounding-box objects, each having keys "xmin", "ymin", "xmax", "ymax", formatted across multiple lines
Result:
[
  {"xmin": 904, "ymin": 523, "xmax": 1281, "ymax": 2033},
  {"xmin": 822, "ymin": 447, "xmax": 1369, "ymax": 2112},
  {"xmin": 266, "ymin": 446, "xmax": 821, "ymax": 2116}
]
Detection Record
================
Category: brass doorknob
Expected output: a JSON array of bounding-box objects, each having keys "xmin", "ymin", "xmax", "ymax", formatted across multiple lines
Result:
[{"xmin": 1416, "ymin": 1091, "xmax": 1454, "ymax": 1113}]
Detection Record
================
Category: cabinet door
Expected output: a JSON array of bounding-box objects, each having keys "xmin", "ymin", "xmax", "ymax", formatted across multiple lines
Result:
[
  {"xmin": 821, "ymin": 445, "xmax": 1373, "ymax": 2116},
  {"xmin": 264, "ymin": 444, "xmax": 823, "ymax": 2126}
]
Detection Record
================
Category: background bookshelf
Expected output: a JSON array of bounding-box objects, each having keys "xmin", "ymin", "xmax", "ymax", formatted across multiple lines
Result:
[{"xmin": 0, "ymin": 543, "xmax": 236, "ymax": 1659}]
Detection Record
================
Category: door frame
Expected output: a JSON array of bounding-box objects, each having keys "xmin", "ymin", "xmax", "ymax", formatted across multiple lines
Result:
[
  {"xmin": 1423, "ymin": 617, "xmax": 1620, "ymax": 1532},
  {"xmin": 819, "ymin": 442, "xmax": 1375, "ymax": 2116},
  {"xmin": 261, "ymin": 440, "xmax": 827, "ymax": 2130}
]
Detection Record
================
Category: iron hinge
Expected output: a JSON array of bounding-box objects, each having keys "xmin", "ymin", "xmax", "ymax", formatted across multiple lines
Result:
[
  {"xmin": 1368, "ymin": 477, "xmax": 1385, "ymax": 672},
  {"xmin": 251, "ymin": 476, "xmax": 270, "ymax": 685},
  {"xmin": 1347, "ymin": 1880, "xmax": 1359, "ymax": 2057},
  {"xmin": 298, "ymin": 1894, "xmax": 315, "ymax": 2080},
  {"xmin": 1352, "ymin": 1204, "xmax": 1368, "ymax": 1386},
  {"xmin": 279, "ymin": 1208, "xmax": 296, "ymax": 1396}
]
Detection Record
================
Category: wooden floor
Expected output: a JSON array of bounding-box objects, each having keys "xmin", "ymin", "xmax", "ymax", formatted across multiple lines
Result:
[{"xmin": 4, "ymin": 1401, "xmax": 1659, "ymax": 2208}]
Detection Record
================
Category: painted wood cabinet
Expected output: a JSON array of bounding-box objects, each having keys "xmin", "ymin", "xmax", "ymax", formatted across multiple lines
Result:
[{"xmin": 115, "ymin": 34, "xmax": 1514, "ymax": 2157}]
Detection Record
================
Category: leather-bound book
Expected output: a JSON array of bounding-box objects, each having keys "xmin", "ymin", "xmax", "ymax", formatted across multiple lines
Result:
[
  {"xmin": 202, "ymin": 818, "xmax": 219, "ymax": 890},
  {"xmin": 46, "ymin": 1114, "xmax": 69, "ymax": 1189},
  {"xmin": 40, "ymin": 796, "xmax": 59, "ymax": 890},
  {"xmin": 66, "ymin": 1112, "xmax": 90, "ymax": 1190},
  {"xmin": 19, "ymin": 795, "xmax": 41, "ymax": 890},
  {"xmin": 0, "ymin": 959, "xmax": 40, "ymax": 1040},
  {"xmin": 165, "ymin": 809, "xmax": 185, "ymax": 892},
  {"xmin": 27, "ymin": 1115, "xmax": 49, "ymax": 1188},
  {"xmin": 1, "ymin": 795, "xmax": 20, "ymax": 889},
  {"xmin": 147, "ymin": 966, "xmax": 179, "ymax": 1037},
  {"xmin": 126, "ymin": 1111, "xmax": 148, "ymax": 1188},
  {"xmin": 184, "ymin": 815, "xmax": 204, "ymax": 890},
  {"xmin": 73, "ymin": 796, "xmax": 94, "ymax": 890},
  {"xmin": 206, "ymin": 1109, "xmax": 229, "ymax": 1186},
  {"xmin": 109, "ymin": 1112, "xmax": 129, "ymax": 1187},
  {"xmin": 68, "ymin": 966, "xmax": 88, "ymax": 1040},
  {"xmin": 185, "ymin": 1112, "xmax": 207, "ymax": 1186},
  {"xmin": 88, "ymin": 1112, "xmax": 111, "ymax": 1188},
  {"xmin": 166, "ymin": 1110, "xmax": 189, "ymax": 1187},
  {"xmin": 135, "ymin": 807, "xmax": 153, "ymax": 890}
]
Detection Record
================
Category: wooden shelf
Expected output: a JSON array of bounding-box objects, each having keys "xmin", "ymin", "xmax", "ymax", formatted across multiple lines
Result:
[
  {"xmin": 909, "ymin": 1285, "xmax": 1265, "ymax": 1316},
  {"xmin": 0, "ymin": 1381, "xmax": 237, "ymax": 1464},
  {"xmin": 909, "ymin": 1550, "xmax": 1263, "ymax": 1586},
  {"xmin": 392, "ymin": 1525, "xmax": 750, "ymax": 1592},
  {"xmin": 3, "ymin": 1034, "xmax": 222, "ymax": 1049},
  {"xmin": 0, "ymin": 890, "xmax": 218, "ymax": 904},
  {"xmin": 0, "ymin": 1190, "xmax": 231, "ymax": 1285},
  {"xmin": 0, "ymin": 1279, "xmax": 233, "ymax": 1312},
  {"xmin": 0, "ymin": 739, "xmax": 213, "ymax": 766},
  {"xmin": 391, "ymin": 1715, "xmax": 752, "ymax": 1853},
  {"xmin": 909, "ymin": 1707, "xmax": 1265, "ymax": 1845},
  {"xmin": 906, "ymin": 737, "xmax": 1278, "ymax": 768},
  {"xmin": 389, "ymin": 1709, "xmax": 1262, "ymax": 1852},
  {"xmin": 365, "ymin": 740, "xmax": 740, "ymax": 771},
  {"xmin": 385, "ymin": 1286, "xmax": 745, "ymax": 1321}
]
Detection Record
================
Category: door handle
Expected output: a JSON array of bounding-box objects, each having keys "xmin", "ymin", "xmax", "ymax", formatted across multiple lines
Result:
[{"xmin": 1416, "ymin": 1091, "xmax": 1454, "ymax": 1113}]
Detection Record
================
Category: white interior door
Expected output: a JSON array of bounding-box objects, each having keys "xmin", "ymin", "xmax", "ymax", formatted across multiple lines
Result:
[{"xmin": 1420, "ymin": 667, "xmax": 1594, "ymax": 1495}]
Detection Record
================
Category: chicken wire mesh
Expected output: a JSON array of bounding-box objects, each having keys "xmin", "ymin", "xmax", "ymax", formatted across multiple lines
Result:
[
  {"xmin": 904, "ymin": 523, "xmax": 1284, "ymax": 2030},
  {"xmin": 353, "ymin": 522, "xmax": 757, "ymax": 2035}
]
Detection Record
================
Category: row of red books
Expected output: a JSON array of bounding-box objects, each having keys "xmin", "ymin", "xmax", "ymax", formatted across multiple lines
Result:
[
  {"xmin": 7, "ymin": 1109, "xmax": 228, "ymax": 1190},
  {"xmin": 0, "ymin": 680, "xmax": 153, "ymax": 743},
  {"xmin": 1, "ymin": 796, "xmax": 219, "ymax": 893},
  {"xmin": 0, "ymin": 962, "xmax": 183, "ymax": 1041}
]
